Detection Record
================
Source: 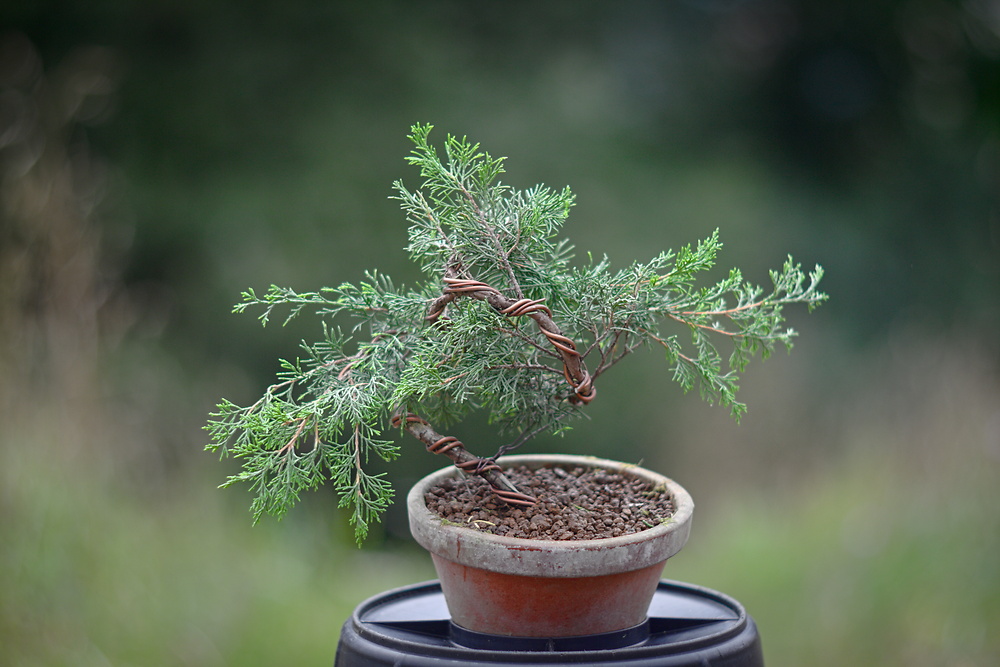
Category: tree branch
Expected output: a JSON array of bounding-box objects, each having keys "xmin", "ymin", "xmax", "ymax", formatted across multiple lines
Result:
[
  {"xmin": 392, "ymin": 412, "xmax": 536, "ymax": 506},
  {"xmin": 439, "ymin": 277, "xmax": 596, "ymax": 404}
]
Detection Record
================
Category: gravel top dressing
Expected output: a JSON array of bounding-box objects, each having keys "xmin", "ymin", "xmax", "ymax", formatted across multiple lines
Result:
[{"xmin": 424, "ymin": 464, "xmax": 676, "ymax": 540}]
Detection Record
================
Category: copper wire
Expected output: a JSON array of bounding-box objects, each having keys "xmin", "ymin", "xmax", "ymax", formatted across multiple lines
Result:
[
  {"xmin": 489, "ymin": 487, "xmax": 538, "ymax": 507},
  {"xmin": 390, "ymin": 413, "xmax": 428, "ymax": 428},
  {"xmin": 405, "ymin": 274, "xmax": 603, "ymax": 509},
  {"xmin": 393, "ymin": 411, "xmax": 537, "ymax": 506},
  {"xmin": 500, "ymin": 298, "xmax": 552, "ymax": 318},
  {"xmin": 440, "ymin": 277, "xmax": 595, "ymax": 404},
  {"xmin": 427, "ymin": 435, "xmax": 463, "ymax": 456},
  {"xmin": 442, "ymin": 277, "xmax": 500, "ymax": 296}
]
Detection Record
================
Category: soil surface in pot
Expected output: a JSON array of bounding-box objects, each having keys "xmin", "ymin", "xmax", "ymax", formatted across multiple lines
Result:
[{"xmin": 424, "ymin": 465, "xmax": 676, "ymax": 540}]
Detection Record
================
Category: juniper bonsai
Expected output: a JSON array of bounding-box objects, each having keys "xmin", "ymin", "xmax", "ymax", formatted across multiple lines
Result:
[{"xmin": 206, "ymin": 123, "xmax": 827, "ymax": 542}]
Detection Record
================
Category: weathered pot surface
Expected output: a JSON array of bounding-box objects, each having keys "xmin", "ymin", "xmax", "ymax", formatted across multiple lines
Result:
[{"xmin": 407, "ymin": 453, "xmax": 695, "ymax": 637}]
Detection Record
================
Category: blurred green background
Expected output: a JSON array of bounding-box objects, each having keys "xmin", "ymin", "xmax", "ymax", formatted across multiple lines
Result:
[{"xmin": 2, "ymin": 1, "xmax": 998, "ymax": 665}]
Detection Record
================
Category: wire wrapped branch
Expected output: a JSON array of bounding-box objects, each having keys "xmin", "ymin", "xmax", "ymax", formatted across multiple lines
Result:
[
  {"xmin": 430, "ymin": 276, "xmax": 596, "ymax": 405},
  {"xmin": 391, "ymin": 412, "xmax": 537, "ymax": 507}
]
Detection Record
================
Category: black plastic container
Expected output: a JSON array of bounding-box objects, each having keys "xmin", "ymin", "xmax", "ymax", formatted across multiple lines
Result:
[{"xmin": 335, "ymin": 579, "xmax": 764, "ymax": 666}]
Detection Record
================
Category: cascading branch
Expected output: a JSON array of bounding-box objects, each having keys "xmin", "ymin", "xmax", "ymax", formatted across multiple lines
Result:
[{"xmin": 205, "ymin": 123, "xmax": 827, "ymax": 543}]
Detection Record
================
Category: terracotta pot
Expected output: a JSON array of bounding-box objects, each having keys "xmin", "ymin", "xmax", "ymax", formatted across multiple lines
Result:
[{"xmin": 407, "ymin": 453, "xmax": 695, "ymax": 638}]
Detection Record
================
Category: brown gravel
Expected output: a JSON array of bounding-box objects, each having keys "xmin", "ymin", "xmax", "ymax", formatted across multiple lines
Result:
[{"xmin": 423, "ymin": 464, "xmax": 676, "ymax": 540}]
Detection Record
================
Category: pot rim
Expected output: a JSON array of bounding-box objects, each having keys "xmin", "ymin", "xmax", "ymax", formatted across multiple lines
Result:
[{"xmin": 407, "ymin": 453, "xmax": 694, "ymax": 577}]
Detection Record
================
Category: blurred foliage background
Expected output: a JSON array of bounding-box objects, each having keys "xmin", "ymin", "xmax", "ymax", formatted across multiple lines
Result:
[{"xmin": 2, "ymin": 1, "xmax": 998, "ymax": 665}]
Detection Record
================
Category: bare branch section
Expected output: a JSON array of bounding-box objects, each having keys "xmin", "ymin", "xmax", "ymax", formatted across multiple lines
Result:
[{"xmin": 391, "ymin": 412, "xmax": 536, "ymax": 506}]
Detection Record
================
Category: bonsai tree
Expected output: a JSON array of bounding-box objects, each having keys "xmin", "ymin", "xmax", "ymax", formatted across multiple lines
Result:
[{"xmin": 206, "ymin": 123, "xmax": 827, "ymax": 543}]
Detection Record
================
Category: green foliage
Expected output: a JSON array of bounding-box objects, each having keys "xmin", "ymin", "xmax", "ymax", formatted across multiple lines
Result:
[{"xmin": 206, "ymin": 123, "xmax": 827, "ymax": 542}]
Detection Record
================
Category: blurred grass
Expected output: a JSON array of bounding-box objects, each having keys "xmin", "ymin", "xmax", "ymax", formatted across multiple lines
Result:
[
  {"xmin": 669, "ymin": 439, "xmax": 1000, "ymax": 665},
  {"xmin": 3, "ymin": 335, "xmax": 998, "ymax": 665},
  {"xmin": 1, "ymin": 415, "xmax": 434, "ymax": 666},
  {"xmin": 663, "ymin": 334, "xmax": 1000, "ymax": 666}
]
